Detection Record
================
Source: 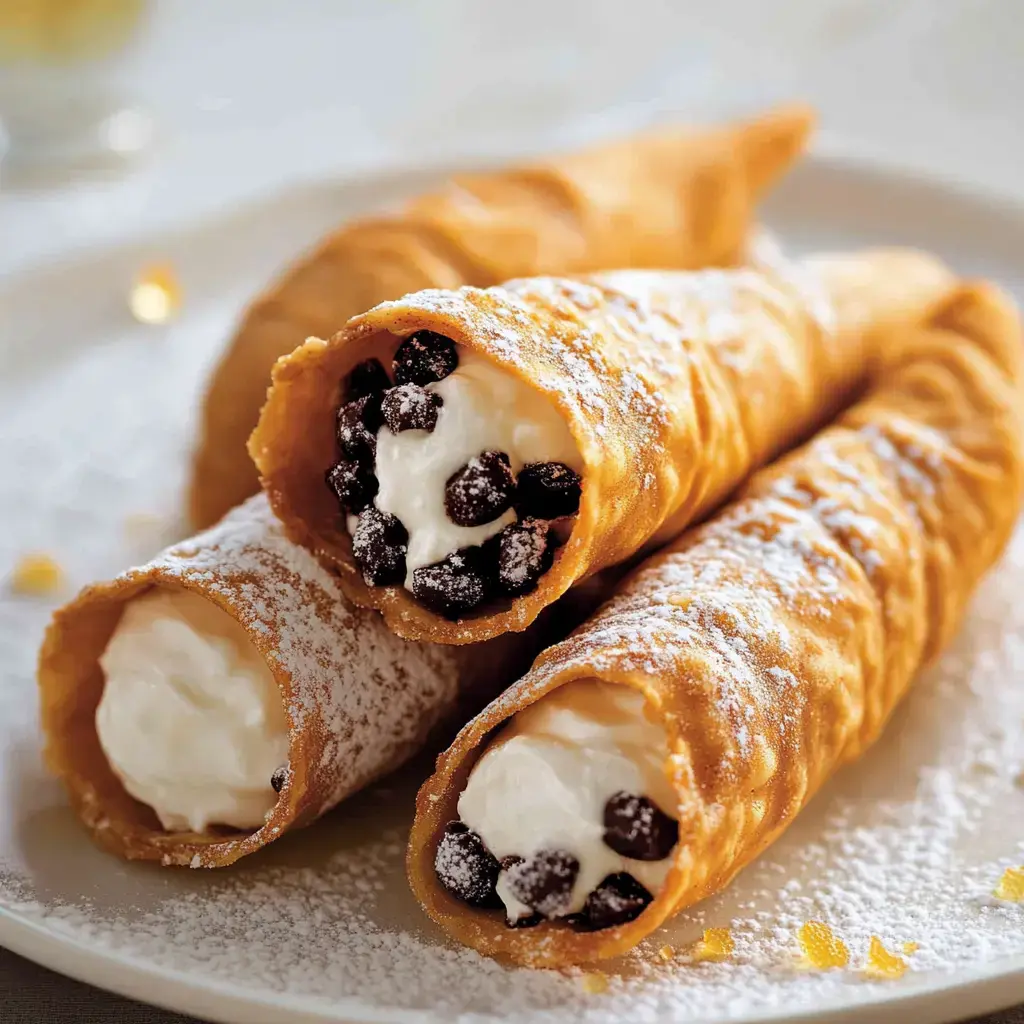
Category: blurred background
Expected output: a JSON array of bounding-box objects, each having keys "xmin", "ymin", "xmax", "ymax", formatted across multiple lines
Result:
[{"xmin": 2, "ymin": 0, "xmax": 1022, "ymax": 276}]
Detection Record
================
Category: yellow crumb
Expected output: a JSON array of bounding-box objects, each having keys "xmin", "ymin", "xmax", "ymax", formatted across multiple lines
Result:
[
  {"xmin": 130, "ymin": 263, "xmax": 181, "ymax": 324},
  {"xmin": 658, "ymin": 944, "xmax": 675, "ymax": 961},
  {"xmin": 10, "ymin": 553, "xmax": 64, "ymax": 595},
  {"xmin": 692, "ymin": 928, "xmax": 735, "ymax": 963},
  {"xmin": 579, "ymin": 972, "xmax": 608, "ymax": 994},
  {"xmin": 994, "ymin": 866, "xmax": 1024, "ymax": 902},
  {"xmin": 798, "ymin": 921, "xmax": 849, "ymax": 969},
  {"xmin": 864, "ymin": 936, "xmax": 909, "ymax": 980},
  {"xmin": 902, "ymin": 942, "xmax": 919, "ymax": 956}
]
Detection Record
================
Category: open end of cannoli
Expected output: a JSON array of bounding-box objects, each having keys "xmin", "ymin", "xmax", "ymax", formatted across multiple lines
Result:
[
  {"xmin": 429, "ymin": 680, "xmax": 678, "ymax": 932},
  {"xmin": 93, "ymin": 587, "xmax": 290, "ymax": 835},
  {"xmin": 39, "ymin": 580, "xmax": 297, "ymax": 861},
  {"xmin": 325, "ymin": 331, "xmax": 584, "ymax": 622}
]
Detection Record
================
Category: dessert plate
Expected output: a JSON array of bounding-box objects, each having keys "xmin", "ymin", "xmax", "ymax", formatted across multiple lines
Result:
[{"xmin": 2, "ymin": 152, "xmax": 1024, "ymax": 1024}]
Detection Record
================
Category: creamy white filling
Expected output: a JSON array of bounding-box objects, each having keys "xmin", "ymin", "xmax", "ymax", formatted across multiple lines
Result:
[
  {"xmin": 371, "ymin": 347, "xmax": 581, "ymax": 588},
  {"xmin": 458, "ymin": 680, "xmax": 677, "ymax": 921},
  {"xmin": 95, "ymin": 588, "xmax": 290, "ymax": 833}
]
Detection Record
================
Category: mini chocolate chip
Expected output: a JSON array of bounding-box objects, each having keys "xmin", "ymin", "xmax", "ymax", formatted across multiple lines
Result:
[
  {"xmin": 380, "ymin": 383, "xmax": 443, "ymax": 433},
  {"xmin": 496, "ymin": 518, "xmax": 553, "ymax": 596},
  {"xmin": 603, "ymin": 792, "xmax": 679, "ymax": 861},
  {"xmin": 412, "ymin": 551, "xmax": 488, "ymax": 620},
  {"xmin": 326, "ymin": 460, "xmax": 378, "ymax": 513},
  {"xmin": 336, "ymin": 395, "xmax": 383, "ymax": 461},
  {"xmin": 498, "ymin": 855, "xmax": 543, "ymax": 928},
  {"xmin": 571, "ymin": 873, "xmax": 653, "ymax": 931},
  {"xmin": 351, "ymin": 507, "xmax": 407, "ymax": 586},
  {"xmin": 504, "ymin": 849, "xmax": 579, "ymax": 918},
  {"xmin": 445, "ymin": 451, "xmax": 515, "ymax": 527},
  {"xmin": 346, "ymin": 358, "xmax": 391, "ymax": 401},
  {"xmin": 270, "ymin": 766, "xmax": 288, "ymax": 793},
  {"xmin": 393, "ymin": 331, "xmax": 458, "ymax": 386},
  {"xmin": 515, "ymin": 462, "xmax": 583, "ymax": 519},
  {"xmin": 445, "ymin": 820, "xmax": 469, "ymax": 835},
  {"xmin": 434, "ymin": 826, "xmax": 500, "ymax": 907}
]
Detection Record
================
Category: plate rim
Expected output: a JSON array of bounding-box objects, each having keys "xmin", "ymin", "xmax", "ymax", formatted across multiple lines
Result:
[{"xmin": 4, "ymin": 147, "xmax": 1024, "ymax": 1024}]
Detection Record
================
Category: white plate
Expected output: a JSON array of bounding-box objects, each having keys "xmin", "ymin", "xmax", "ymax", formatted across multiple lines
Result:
[{"xmin": 2, "ymin": 154, "xmax": 1024, "ymax": 1024}]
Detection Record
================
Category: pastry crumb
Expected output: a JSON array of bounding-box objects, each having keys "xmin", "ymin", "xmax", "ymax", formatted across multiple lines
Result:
[
  {"xmin": 692, "ymin": 928, "xmax": 735, "ymax": 963},
  {"xmin": 994, "ymin": 866, "xmax": 1024, "ymax": 902},
  {"xmin": 864, "ymin": 936, "xmax": 908, "ymax": 979},
  {"xmin": 902, "ymin": 941, "xmax": 919, "ymax": 956},
  {"xmin": 10, "ymin": 553, "xmax": 64, "ymax": 595},
  {"xmin": 798, "ymin": 921, "xmax": 849, "ymax": 969},
  {"xmin": 579, "ymin": 972, "xmax": 608, "ymax": 994},
  {"xmin": 658, "ymin": 944, "xmax": 675, "ymax": 961},
  {"xmin": 130, "ymin": 263, "xmax": 181, "ymax": 324}
]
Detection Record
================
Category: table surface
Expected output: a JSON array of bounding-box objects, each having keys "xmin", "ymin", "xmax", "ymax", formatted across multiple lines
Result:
[{"xmin": 4, "ymin": 1, "xmax": 1024, "ymax": 1020}]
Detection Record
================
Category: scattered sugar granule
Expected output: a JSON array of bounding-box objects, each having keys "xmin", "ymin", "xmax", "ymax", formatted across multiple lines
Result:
[
  {"xmin": 864, "ymin": 936, "xmax": 909, "ymax": 979},
  {"xmin": 9, "ymin": 553, "xmax": 63, "ymax": 595},
  {"xmin": 130, "ymin": 263, "xmax": 181, "ymax": 324},
  {"xmin": 798, "ymin": 921, "xmax": 849, "ymax": 969},
  {"xmin": 579, "ymin": 973, "xmax": 608, "ymax": 994},
  {"xmin": 692, "ymin": 928, "xmax": 735, "ymax": 963},
  {"xmin": 658, "ymin": 944, "xmax": 676, "ymax": 962},
  {"xmin": 902, "ymin": 942, "xmax": 920, "ymax": 956},
  {"xmin": 994, "ymin": 867, "xmax": 1024, "ymax": 902}
]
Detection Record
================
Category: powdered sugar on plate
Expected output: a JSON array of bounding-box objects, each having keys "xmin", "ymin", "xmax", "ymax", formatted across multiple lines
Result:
[{"xmin": 2, "ymin": 187, "xmax": 1024, "ymax": 1022}]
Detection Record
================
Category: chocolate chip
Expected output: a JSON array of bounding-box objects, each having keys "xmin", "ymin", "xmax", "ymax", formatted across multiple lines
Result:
[
  {"xmin": 496, "ymin": 518, "xmax": 553, "ymax": 596},
  {"xmin": 346, "ymin": 358, "xmax": 391, "ymax": 401},
  {"xmin": 351, "ymin": 507, "xmax": 407, "ymax": 586},
  {"xmin": 434, "ymin": 826, "xmax": 500, "ymax": 907},
  {"xmin": 445, "ymin": 451, "xmax": 515, "ymax": 527},
  {"xmin": 411, "ymin": 550, "xmax": 489, "ymax": 619},
  {"xmin": 393, "ymin": 331, "xmax": 458, "ymax": 386},
  {"xmin": 336, "ymin": 395, "xmax": 383, "ymax": 461},
  {"xmin": 270, "ymin": 766, "xmax": 288, "ymax": 793},
  {"xmin": 504, "ymin": 849, "xmax": 579, "ymax": 918},
  {"xmin": 380, "ymin": 383, "xmax": 443, "ymax": 434},
  {"xmin": 570, "ymin": 873, "xmax": 653, "ymax": 931},
  {"xmin": 603, "ymin": 792, "xmax": 679, "ymax": 861},
  {"xmin": 515, "ymin": 462, "xmax": 582, "ymax": 519},
  {"xmin": 326, "ymin": 459, "xmax": 378, "ymax": 513}
]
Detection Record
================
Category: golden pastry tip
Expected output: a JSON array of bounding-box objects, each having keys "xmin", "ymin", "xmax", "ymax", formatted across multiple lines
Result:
[
  {"xmin": 130, "ymin": 263, "xmax": 181, "ymax": 324},
  {"xmin": 692, "ymin": 928, "xmax": 735, "ymax": 963},
  {"xmin": 902, "ymin": 941, "xmax": 920, "ymax": 956},
  {"xmin": 864, "ymin": 936, "xmax": 909, "ymax": 980},
  {"xmin": 579, "ymin": 972, "xmax": 609, "ymax": 994},
  {"xmin": 657, "ymin": 944, "xmax": 676, "ymax": 961},
  {"xmin": 798, "ymin": 921, "xmax": 849, "ymax": 969},
  {"xmin": 994, "ymin": 866, "xmax": 1024, "ymax": 902},
  {"xmin": 10, "ymin": 553, "xmax": 64, "ymax": 596}
]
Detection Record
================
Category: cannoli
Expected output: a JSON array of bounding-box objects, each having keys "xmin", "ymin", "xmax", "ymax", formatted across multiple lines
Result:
[
  {"xmin": 36, "ymin": 495, "xmax": 541, "ymax": 867},
  {"xmin": 250, "ymin": 249, "xmax": 954, "ymax": 643},
  {"xmin": 407, "ymin": 280, "xmax": 1024, "ymax": 965},
  {"xmin": 187, "ymin": 105, "xmax": 814, "ymax": 530}
]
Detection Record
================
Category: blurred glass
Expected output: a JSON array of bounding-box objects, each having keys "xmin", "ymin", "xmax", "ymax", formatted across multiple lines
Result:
[{"xmin": 0, "ymin": 0, "xmax": 152, "ymax": 186}]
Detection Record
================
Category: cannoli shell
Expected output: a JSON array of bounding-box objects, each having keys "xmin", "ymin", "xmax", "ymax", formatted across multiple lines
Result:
[
  {"xmin": 407, "ymin": 281, "xmax": 1024, "ymax": 966},
  {"xmin": 251, "ymin": 249, "xmax": 954, "ymax": 644}
]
